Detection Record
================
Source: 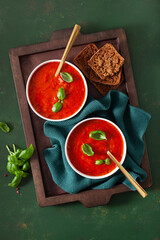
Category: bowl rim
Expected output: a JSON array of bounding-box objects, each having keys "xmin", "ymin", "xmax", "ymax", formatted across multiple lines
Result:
[
  {"xmin": 26, "ymin": 59, "xmax": 88, "ymax": 122},
  {"xmin": 65, "ymin": 117, "xmax": 127, "ymax": 179}
]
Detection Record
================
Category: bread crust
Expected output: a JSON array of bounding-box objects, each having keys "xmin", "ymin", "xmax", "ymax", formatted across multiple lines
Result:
[
  {"xmin": 90, "ymin": 74, "xmax": 124, "ymax": 96},
  {"xmin": 89, "ymin": 67, "xmax": 122, "ymax": 85},
  {"xmin": 73, "ymin": 43, "xmax": 124, "ymax": 96}
]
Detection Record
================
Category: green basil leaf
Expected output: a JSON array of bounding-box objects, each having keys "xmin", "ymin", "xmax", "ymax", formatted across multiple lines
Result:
[
  {"xmin": 14, "ymin": 149, "xmax": 23, "ymax": 158},
  {"xmin": 18, "ymin": 144, "xmax": 34, "ymax": 160},
  {"xmin": 8, "ymin": 175, "xmax": 22, "ymax": 188},
  {"xmin": 52, "ymin": 102, "xmax": 62, "ymax": 113},
  {"xmin": 17, "ymin": 159, "xmax": 26, "ymax": 166},
  {"xmin": 7, "ymin": 162, "xmax": 20, "ymax": 175},
  {"xmin": 7, "ymin": 154, "xmax": 21, "ymax": 165},
  {"xmin": 22, "ymin": 172, "xmax": 29, "ymax": 178},
  {"xmin": 15, "ymin": 170, "xmax": 24, "ymax": 177},
  {"xmin": 105, "ymin": 158, "xmax": 111, "ymax": 165},
  {"xmin": 57, "ymin": 87, "xmax": 65, "ymax": 100},
  {"xmin": 95, "ymin": 160, "xmax": 104, "ymax": 165},
  {"xmin": 82, "ymin": 144, "xmax": 94, "ymax": 156},
  {"xmin": 89, "ymin": 130, "xmax": 107, "ymax": 140},
  {"xmin": 7, "ymin": 155, "xmax": 15, "ymax": 162},
  {"xmin": 0, "ymin": 122, "xmax": 10, "ymax": 133},
  {"xmin": 22, "ymin": 161, "xmax": 30, "ymax": 171},
  {"xmin": 60, "ymin": 72, "xmax": 73, "ymax": 83}
]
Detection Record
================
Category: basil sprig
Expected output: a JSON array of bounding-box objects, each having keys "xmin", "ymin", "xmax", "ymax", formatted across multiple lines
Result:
[
  {"xmin": 60, "ymin": 72, "xmax": 73, "ymax": 83},
  {"xmin": 0, "ymin": 122, "xmax": 10, "ymax": 133},
  {"xmin": 52, "ymin": 87, "xmax": 65, "ymax": 113},
  {"xmin": 89, "ymin": 130, "xmax": 107, "ymax": 140},
  {"xmin": 6, "ymin": 144, "xmax": 34, "ymax": 187},
  {"xmin": 82, "ymin": 144, "xmax": 94, "ymax": 156}
]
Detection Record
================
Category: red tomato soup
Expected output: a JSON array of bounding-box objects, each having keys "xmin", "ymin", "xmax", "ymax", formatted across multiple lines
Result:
[
  {"xmin": 67, "ymin": 119, "xmax": 124, "ymax": 177},
  {"xmin": 28, "ymin": 61, "xmax": 86, "ymax": 120}
]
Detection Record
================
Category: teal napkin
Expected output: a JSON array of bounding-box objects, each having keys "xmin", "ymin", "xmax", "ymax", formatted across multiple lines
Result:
[{"xmin": 43, "ymin": 90, "xmax": 151, "ymax": 194}]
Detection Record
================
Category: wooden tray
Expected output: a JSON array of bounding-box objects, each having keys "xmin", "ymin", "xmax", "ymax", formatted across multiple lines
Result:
[{"xmin": 9, "ymin": 28, "xmax": 152, "ymax": 207}]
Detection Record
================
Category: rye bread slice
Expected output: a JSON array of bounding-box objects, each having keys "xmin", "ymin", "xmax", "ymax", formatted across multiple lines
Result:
[
  {"xmin": 74, "ymin": 43, "xmax": 122, "ymax": 86},
  {"xmin": 73, "ymin": 43, "xmax": 124, "ymax": 96},
  {"xmin": 74, "ymin": 43, "xmax": 98, "ymax": 78},
  {"xmin": 88, "ymin": 43, "xmax": 124, "ymax": 78}
]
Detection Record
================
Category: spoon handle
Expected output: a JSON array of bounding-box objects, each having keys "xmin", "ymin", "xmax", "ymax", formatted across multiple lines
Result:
[
  {"xmin": 107, "ymin": 151, "xmax": 148, "ymax": 198},
  {"xmin": 55, "ymin": 24, "xmax": 81, "ymax": 77}
]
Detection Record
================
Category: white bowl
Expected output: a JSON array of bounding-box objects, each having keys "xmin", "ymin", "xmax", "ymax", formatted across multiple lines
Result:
[
  {"xmin": 65, "ymin": 117, "xmax": 127, "ymax": 179},
  {"xmin": 26, "ymin": 60, "xmax": 88, "ymax": 122}
]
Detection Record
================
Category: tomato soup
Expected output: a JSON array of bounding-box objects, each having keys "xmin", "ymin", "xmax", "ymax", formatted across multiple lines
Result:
[
  {"xmin": 28, "ymin": 61, "xmax": 87, "ymax": 120},
  {"xmin": 66, "ymin": 119, "xmax": 125, "ymax": 177}
]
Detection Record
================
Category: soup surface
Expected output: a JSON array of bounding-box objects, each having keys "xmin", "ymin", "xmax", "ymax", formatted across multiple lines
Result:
[
  {"xmin": 67, "ymin": 119, "xmax": 124, "ymax": 177},
  {"xmin": 28, "ymin": 61, "xmax": 86, "ymax": 120}
]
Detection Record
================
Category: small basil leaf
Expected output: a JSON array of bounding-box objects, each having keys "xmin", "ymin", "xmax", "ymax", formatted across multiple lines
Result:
[
  {"xmin": 22, "ymin": 161, "xmax": 30, "ymax": 171},
  {"xmin": 7, "ymin": 155, "xmax": 21, "ymax": 165},
  {"xmin": 18, "ymin": 144, "xmax": 34, "ymax": 160},
  {"xmin": 89, "ymin": 130, "xmax": 107, "ymax": 140},
  {"xmin": 7, "ymin": 149, "xmax": 22, "ymax": 162},
  {"xmin": 8, "ymin": 175, "xmax": 22, "ymax": 188},
  {"xmin": 95, "ymin": 160, "xmax": 104, "ymax": 165},
  {"xmin": 17, "ymin": 159, "xmax": 26, "ymax": 166},
  {"xmin": 57, "ymin": 87, "xmax": 65, "ymax": 100},
  {"xmin": 15, "ymin": 170, "xmax": 24, "ymax": 177},
  {"xmin": 14, "ymin": 149, "xmax": 23, "ymax": 158},
  {"xmin": 7, "ymin": 155, "xmax": 15, "ymax": 162},
  {"xmin": 7, "ymin": 162, "xmax": 20, "ymax": 175},
  {"xmin": 22, "ymin": 172, "xmax": 29, "ymax": 178},
  {"xmin": 0, "ymin": 122, "xmax": 10, "ymax": 133},
  {"xmin": 60, "ymin": 72, "xmax": 73, "ymax": 83},
  {"xmin": 82, "ymin": 144, "xmax": 94, "ymax": 156},
  {"xmin": 52, "ymin": 102, "xmax": 62, "ymax": 113},
  {"xmin": 105, "ymin": 158, "xmax": 111, "ymax": 165}
]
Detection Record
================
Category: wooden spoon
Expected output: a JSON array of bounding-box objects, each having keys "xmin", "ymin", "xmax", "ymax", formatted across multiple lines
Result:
[
  {"xmin": 107, "ymin": 151, "xmax": 148, "ymax": 198},
  {"xmin": 55, "ymin": 24, "xmax": 81, "ymax": 77}
]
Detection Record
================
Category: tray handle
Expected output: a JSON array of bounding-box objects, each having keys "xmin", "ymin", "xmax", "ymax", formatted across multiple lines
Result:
[
  {"xmin": 79, "ymin": 190, "xmax": 112, "ymax": 208},
  {"xmin": 50, "ymin": 27, "xmax": 82, "ymax": 42}
]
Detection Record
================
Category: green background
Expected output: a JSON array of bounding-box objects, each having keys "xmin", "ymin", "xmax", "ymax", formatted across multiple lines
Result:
[{"xmin": 0, "ymin": 0, "xmax": 160, "ymax": 239}]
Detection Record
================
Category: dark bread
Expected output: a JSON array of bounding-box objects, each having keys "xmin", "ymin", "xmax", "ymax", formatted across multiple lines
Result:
[
  {"xmin": 74, "ymin": 43, "xmax": 122, "ymax": 86},
  {"xmin": 88, "ymin": 43, "xmax": 124, "ymax": 78},
  {"xmin": 89, "ymin": 67, "xmax": 122, "ymax": 86},
  {"xmin": 73, "ymin": 43, "xmax": 124, "ymax": 96},
  {"xmin": 74, "ymin": 43, "xmax": 98, "ymax": 78},
  {"xmin": 91, "ymin": 74, "xmax": 124, "ymax": 96}
]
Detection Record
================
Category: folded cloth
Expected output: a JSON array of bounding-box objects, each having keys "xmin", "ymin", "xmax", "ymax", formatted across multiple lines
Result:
[{"xmin": 43, "ymin": 90, "xmax": 151, "ymax": 194}]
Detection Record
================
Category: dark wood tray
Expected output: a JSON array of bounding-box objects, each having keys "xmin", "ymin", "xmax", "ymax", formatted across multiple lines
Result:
[{"xmin": 9, "ymin": 27, "xmax": 152, "ymax": 207}]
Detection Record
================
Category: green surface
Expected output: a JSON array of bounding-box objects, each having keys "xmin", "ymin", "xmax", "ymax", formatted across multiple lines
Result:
[{"xmin": 0, "ymin": 0, "xmax": 159, "ymax": 239}]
